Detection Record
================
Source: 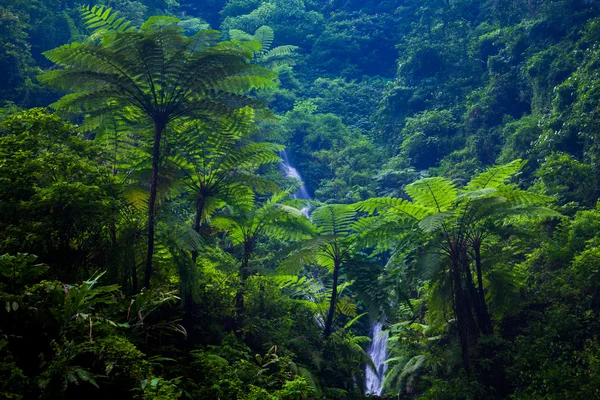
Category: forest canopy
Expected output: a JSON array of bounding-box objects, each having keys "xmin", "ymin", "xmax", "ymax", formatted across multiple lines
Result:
[{"xmin": 1, "ymin": 0, "xmax": 600, "ymax": 399}]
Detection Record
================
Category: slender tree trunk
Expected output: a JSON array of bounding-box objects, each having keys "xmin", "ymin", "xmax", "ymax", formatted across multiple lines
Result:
[
  {"xmin": 449, "ymin": 241, "xmax": 476, "ymax": 373},
  {"xmin": 452, "ymin": 258, "xmax": 471, "ymax": 372},
  {"xmin": 131, "ymin": 257, "xmax": 138, "ymax": 293},
  {"xmin": 464, "ymin": 258, "xmax": 490, "ymax": 335},
  {"xmin": 191, "ymin": 196, "xmax": 205, "ymax": 263},
  {"xmin": 324, "ymin": 259, "xmax": 340, "ymax": 337},
  {"xmin": 473, "ymin": 241, "xmax": 493, "ymax": 334},
  {"xmin": 235, "ymin": 241, "xmax": 253, "ymax": 331},
  {"xmin": 145, "ymin": 121, "xmax": 164, "ymax": 289}
]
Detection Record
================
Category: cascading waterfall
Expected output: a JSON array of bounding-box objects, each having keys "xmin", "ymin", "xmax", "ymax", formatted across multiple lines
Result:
[
  {"xmin": 280, "ymin": 150, "xmax": 310, "ymax": 215},
  {"xmin": 280, "ymin": 149, "xmax": 388, "ymax": 394},
  {"xmin": 365, "ymin": 321, "xmax": 389, "ymax": 396}
]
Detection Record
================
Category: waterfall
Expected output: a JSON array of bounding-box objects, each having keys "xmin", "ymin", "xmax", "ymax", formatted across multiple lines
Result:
[
  {"xmin": 365, "ymin": 321, "xmax": 389, "ymax": 396},
  {"xmin": 280, "ymin": 150, "xmax": 310, "ymax": 215}
]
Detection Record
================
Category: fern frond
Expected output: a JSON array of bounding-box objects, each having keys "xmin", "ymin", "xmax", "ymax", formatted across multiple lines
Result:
[
  {"xmin": 465, "ymin": 159, "xmax": 525, "ymax": 191},
  {"xmin": 336, "ymin": 298, "xmax": 357, "ymax": 317},
  {"xmin": 311, "ymin": 204, "xmax": 357, "ymax": 236},
  {"xmin": 229, "ymin": 29, "xmax": 254, "ymax": 42},
  {"xmin": 418, "ymin": 211, "xmax": 454, "ymax": 233},
  {"xmin": 356, "ymin": 197, "xmax": 431, "ymax": 221},
  {"xmin": 263, "ymin": 45, "xmax": 299, "ymax": 59},
  {"xmin": 405, "ymin": 177, "xmax": 457, "ymax": 212},
  {"xmin": 80, "ymin": 5, "xmax": 136, "ymax": 35},
  {"xmin": 254, "ymin": 26, "xmax": 274, "ymax": 52}
]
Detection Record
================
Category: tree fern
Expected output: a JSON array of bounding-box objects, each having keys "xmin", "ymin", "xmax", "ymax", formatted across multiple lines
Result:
[
  {"xmin": 40, "ymin": 14, "xmax": 277, "ymax": 288},
  {"xmin": 169, "ymin": 114, "xmax": 283, "ymax": 257},
  {"xmin": 210, "ymin": 191, "xmax": 314, "ymax": 325},
  {"xmin": 353, "ymin": 160, "xmax": 561, "ymax": 372},
  {"xmin": 228, "ymin": 25, "xmax": 299, "ymax": 68}
]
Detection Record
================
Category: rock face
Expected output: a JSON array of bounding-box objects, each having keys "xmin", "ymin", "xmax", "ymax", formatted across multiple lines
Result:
[{"xmin": 365, "ymin": 321, "xmax": 388, "ymax": 396}]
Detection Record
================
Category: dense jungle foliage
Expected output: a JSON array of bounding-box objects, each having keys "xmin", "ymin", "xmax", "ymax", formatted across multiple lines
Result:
[{"xmin": 1, "ymin": 0, "xmax": 600, "ymax": 398}]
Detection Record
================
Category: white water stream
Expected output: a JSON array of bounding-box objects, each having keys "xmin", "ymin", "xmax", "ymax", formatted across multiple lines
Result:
[
  {"xmin": 280, "ymin": 149, "xmax": 388, "ymax": 395},
  {"xmin": 365, "ymin": 322, "xmax": 388, "ymax": 395},
  {"xmin": 280, "ymin": 150, "xmax": 310, "ymax": 215}
]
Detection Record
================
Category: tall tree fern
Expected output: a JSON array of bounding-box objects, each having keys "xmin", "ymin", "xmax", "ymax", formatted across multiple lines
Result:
[
  {"xmin": 279, "ymin": 204, "xmax": 369, "ymax": 337},
  {"xmin": 169, "ymin": 110, "xmax": 283, "ymax": 263},
  {"xmin": 39, "ymin": 7, "xmax": 277, "ymax": 288},
  {"xmin": 356, "ymin": 160, "xmax": 560, "ymax": 371},
  {"xmin": 211, "ymin": 189, "xmax": 314, "ymax": 330}
]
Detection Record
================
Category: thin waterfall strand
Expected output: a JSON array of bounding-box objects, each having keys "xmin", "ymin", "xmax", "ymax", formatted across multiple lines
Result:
[
  {"xmin": 280, "ymin": 150, "xmax": 310, "ymax": 215},
  {"xmin": 365, "ymin": 321, "xmax": 388, "ymax": 395}
]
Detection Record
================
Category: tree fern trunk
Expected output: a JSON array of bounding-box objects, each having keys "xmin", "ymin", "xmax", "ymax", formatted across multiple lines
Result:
[
  {"xmin": 450, "ymin": 242, "xmax": 476, "ymax": 373},
  {"xmin": 324, "ymin": 259, "xmax": 340, "ymax": 337},
  {"xmin": 145, "ymin": 121, "xmax": 164, "ymax": 289},
  {"xmin": 191, "ymin": 196, "xmax": 205, "ymax": 263},
  {"xmin": 234, "ymin": 240, "xmax": 253, "ymax": 333},
  {"xmin": 473, "ymin": 241, "xmax": 492, "ymax": 334}
]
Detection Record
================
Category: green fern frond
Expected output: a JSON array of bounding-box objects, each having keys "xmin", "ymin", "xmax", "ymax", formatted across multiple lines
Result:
[
  {"xmin": 263, "ymin": 45, "xmax": 299, "ymax": 59},
  {"xmin": 356, "ymin": 197, "xmax": 431, "ymax": 220},
  {"xmin": 418, "ymin": 211, "xmax": 454, "ymax": 233},
  {"xmin": 80, "ymin": 5, "xmax": 136, "ymax": 35},
  {"xmin": 465, "ymin": 159, "xmax": 525, "ymax": 191},
  {"xmin": 405, "ymin": 177, "xmax": 457, "ymax": 212},
  {"xmin": 229, "ymin": 29, "xmax": 254, "ymax": 41},
  {"xmin": 311, "ymin": 204, "xmax": 357, "ymax": 236},
  {"xmin": 336, "ymin": 298, "xmax": 357, "ymax": 317},
  {"xmin": 254, "ymin": 26, "xmax": 274, "ymax": 52}
]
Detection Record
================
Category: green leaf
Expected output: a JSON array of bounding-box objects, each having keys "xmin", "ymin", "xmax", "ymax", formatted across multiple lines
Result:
[
  {"xmin": 405, "ymin": 177, "xmax": 457, "ymax": 212},
  {"xmin": 465, "ymin": 159, "xmax": 525, "ymax": 191},
  {"xmin": 76, "ymin": 368, "xmax": 99, "ymax": 389}
]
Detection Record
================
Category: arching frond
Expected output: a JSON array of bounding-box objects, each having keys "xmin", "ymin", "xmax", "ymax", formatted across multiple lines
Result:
[
  {"xmin": 405, "ymin": 177, "xmax": 457, "ymax": 212},
  {"xmin": 211, "ymin": 215, "xmax": 245, "ymax": 244},
  {"xmin": 356, "ymin": 197, "xmax": 431, "ymax": 221},
  {"xmin": 311, "ymin": 204, "xmax": 357, "ymax": 236},
  {"xmin": 80, "ymin": 5, "xmax": 136, "ymax": 35},
  {"xmin": 465, "ymin": 159, "xmax": 525, "ymax": 191},
  {"xmin": 263, "ymin": 45, "xmax": 299, "ymax": 59},
  {"xmin": 254, "ymin": 26, "xmax": 274, "ymax": 52},
  {"xmin": 418, "ymin": 211, "xmax": 455, "ymax": 233},
  {"xmin": 336, "ymin": 298, "xmax": 357, "ymax": 317},
  {"xmin": 229, "ymin": 29, "xmax": 254, "ymax": 42}
]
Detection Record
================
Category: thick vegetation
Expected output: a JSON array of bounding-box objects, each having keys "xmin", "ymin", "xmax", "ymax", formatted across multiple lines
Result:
[{"xmin": 1, "ymin": 0, "xmax": 600, "ymax": 399}]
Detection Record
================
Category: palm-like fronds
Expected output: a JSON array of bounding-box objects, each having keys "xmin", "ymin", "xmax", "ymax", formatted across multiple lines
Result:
[
  {"xmin": 80, "ymin": 5, "xmax": 135, "ymax": 36},
  {"xmin": 405, "ymin": 177, "xmax": 458, "ymax": 212},
  {"xmin": 170, "ymin": 114, "xmax": 283, "ymax": 233},
  {"xmin": 39, "ymin": 11, "xmax": 278, "ymax": 287},
  {"xmin": 352, "ymin": 160, "xmax": 562, "ymax": 370},
  {"xmin": 465, "ymin": 159, "xmax": 526, "ymax": 191},
  {"xmin": 212, "ymin": 190, "xmax": 314, "ymax": 249},
  {"xmin": 312, "ymin": 204, "xmax": 357, "ymax": 237},
  {"xmin": 228, "ymin": 25, "xmax": 299, "ymax": 68}
]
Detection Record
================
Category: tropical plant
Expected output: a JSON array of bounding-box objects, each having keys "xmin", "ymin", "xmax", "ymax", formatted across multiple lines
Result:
[
  {"xmin": 357, "ymin": 160, "xmax": 560, "ymax": 370},
  {"xmin": 211, "ymin": 190, "xmax": 314, "ymax": 328},
  {"xmin": 39, "ymin": 5, "xmax": 277, "ymax": 288},
  {"xmin": 229, "ymin": 25, "xmax": 299, "ymax": 68},
  {"xmin": 169, "ymin": 111, "xmax": 283, "ymax": 262},
  {"xmin": 280, "ymin": 203, "xmax": 367, "ymax": 337}
]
